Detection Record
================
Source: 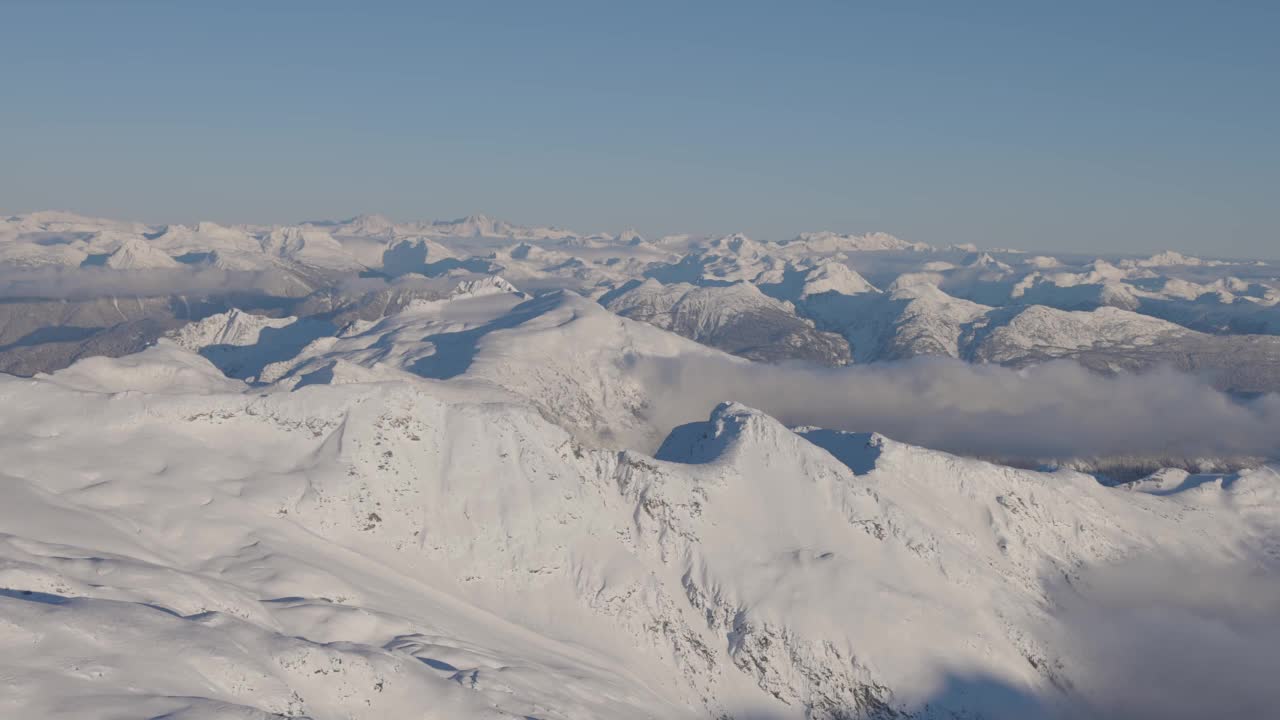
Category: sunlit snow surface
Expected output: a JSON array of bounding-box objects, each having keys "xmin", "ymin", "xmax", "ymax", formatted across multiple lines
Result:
[{"xmin": 1, "ymin": 211, "xmax": 1279, "ymax": 718}]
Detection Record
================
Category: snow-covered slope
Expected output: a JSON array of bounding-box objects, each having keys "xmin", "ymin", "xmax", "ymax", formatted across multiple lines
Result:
[
  {"xmin": 249, "ymin": 288, "xmax": 728, "ymax": 450},
  {"xmin": 103, "ymin": 236, "xmax": 181, "ymax": 269},
  {"xmin": 167, "ymin": 308, "xmax": 299, "ymax": 351},
  {"xmin": 779, "ymin": 231, "xmax": 930, "ymax": 253},
  {"xmin": 5, "ymin": 213, "xmax": 1280, "ymax": 720},
  {"xmin": 604, "ymin": 279, "xmax": 852, "ymax": 366},
  {"xmin": 5, "ymin": 209, "xmax": 1280, "ymax": 395},
  {"xmin": 261, "ymin": 226, "xmax": 365, "ymax": 272},
  {"xmin": 968, "ymin": 304, "xmax": 1280, "ymax": 391},
  {"xmin": 2, "ymin": 323, "xmax": 1277, "ymax": 718},
  {"xmin": 802, "ymin": 283, "xmax": 991, "ymax": 362}
]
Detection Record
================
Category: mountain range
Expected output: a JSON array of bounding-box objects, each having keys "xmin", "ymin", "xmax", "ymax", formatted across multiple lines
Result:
[{"xmin": 1, "ymin": 210, "xmax": 1279, "ymax": 718}]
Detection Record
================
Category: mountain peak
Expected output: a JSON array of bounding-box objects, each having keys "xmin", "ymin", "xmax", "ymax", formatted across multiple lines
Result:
[{"xmin": 655, "ymin": 401, "xmax": 798, "ymax": 465}]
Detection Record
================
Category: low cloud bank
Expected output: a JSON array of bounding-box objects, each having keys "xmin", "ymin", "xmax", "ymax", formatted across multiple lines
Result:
[
  {"xmin": 1048, "ymin": 551, "xmax": 1280, "ymax": 719},
  {"xmin": 0, "ymin": 267, "xmax": 297, "ymax": 300},
  {"xmin": 633, "ymin": 355, "xmax": 1280, "ymax": 462}
]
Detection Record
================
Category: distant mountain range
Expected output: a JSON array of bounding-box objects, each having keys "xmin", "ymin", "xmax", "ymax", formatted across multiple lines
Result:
[{"xmin": 3, "ymin": 210, "xmax": 1279, "ymax": 393}]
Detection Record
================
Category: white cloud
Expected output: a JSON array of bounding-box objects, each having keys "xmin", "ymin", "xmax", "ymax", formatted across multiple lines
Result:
[{"xmin": 633, "ymin": 354, "xmax": 1280, "ymax": 463}]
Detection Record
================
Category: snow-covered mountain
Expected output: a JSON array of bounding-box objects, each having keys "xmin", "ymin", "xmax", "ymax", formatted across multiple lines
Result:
[
  {"xmin": 780, "ymin": 230, "xmax": 930, "ymax": 253},
  {"xmin": 4, "ymin": 211, "xmax": 1280, "ymax": 395},
  {"xmin": 2, "ymin": 277, "xmax": 1278, "ymax": 719},
  {"xmin": 604, "ymin": 279, "xmax": 852, "ymax": 365}
]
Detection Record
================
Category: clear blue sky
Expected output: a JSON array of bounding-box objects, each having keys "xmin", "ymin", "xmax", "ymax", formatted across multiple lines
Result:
[{"xmin": 2, "ymin": 1, "xmax": 1276, "ymax": 256}]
